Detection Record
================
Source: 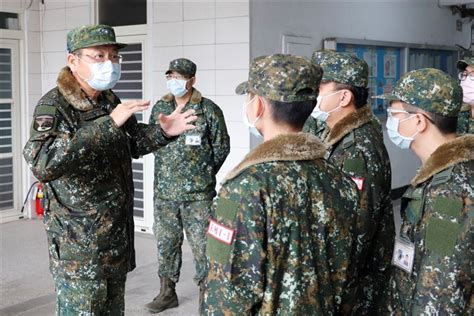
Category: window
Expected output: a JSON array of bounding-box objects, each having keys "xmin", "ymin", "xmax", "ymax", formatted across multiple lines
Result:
[{"xmin": 98, "ymin": 0, "xmax": 146, "ymax": 27}]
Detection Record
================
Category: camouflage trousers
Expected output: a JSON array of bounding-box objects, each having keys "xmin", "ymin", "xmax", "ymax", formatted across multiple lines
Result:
[
  {"xmin": 153, "ymin": 199, "xmax": 212, "ymax": 285},
  {"xmin": 54, "ymin": 275, "xmax": 126, "ymax": 316}
]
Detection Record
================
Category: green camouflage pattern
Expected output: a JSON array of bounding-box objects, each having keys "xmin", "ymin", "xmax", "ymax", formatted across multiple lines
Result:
[
  {"xmin": 23, "ymin": 68, "xmax": 173, "ymax": 306},
  {"xmin": 456, "ymin": 57, "xmax": 474, "ymax": 70},
  {"xmin": 149, "ymin": 89, "xmax": 230, "ymax": 202},
  {"xmin": 311, "ymin": 50, "xmax": 369, "ymax": 88},
  {"xmin": 303, "ymin": 107, "xmax": 394, "ymax": 315},
  {"xmin": 153, "ymin": 199, "xmax": 212, "ymax": 285},
  {"xmin": 55, "ymin": 275, "xmax": 126, "ymax": 315},
  {"xmin": 166, "ymin": 58, "xmax": 197, "ymax": 77},
  {"xmin": 203, "ymin": 133, "xmax": 360, "ymax": 315},
  {"xmin": 375, "ymin": 68, "xmax": 462, "ymax": 117},
  {"xmin": 235, "ymin": 54, "xmax": 322, "ymax": 102},
  {"xmin": 381, "ymin": 135, "xmax": 474, "ymax": 315},
  {"xmin": 457, "ymin": 103, "xmax": 473, "ymax": 134},
  {"xmin": 67, "ymin": 24, "xmax": 126, "ymax": 53}
]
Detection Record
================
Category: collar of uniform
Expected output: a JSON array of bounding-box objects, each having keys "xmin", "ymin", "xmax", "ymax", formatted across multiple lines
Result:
[
  {"xmin": 57, "ymin": 66, "xmax": 116, "ymax": 111},
  {"xmin": 411, "ymin": 134, "xmax": 474, "ymax": 186},
  {"xmin": 161, "ymin": 88, "xmax": 202, "ymax": 105},
  {"xmin": 223, "ymin": 132, "xmax": 327, "ymax": 183},
  {"xmin": 460, "ymin": 102, "xmax": 471, "ymax": 112},
  {"xmin": 324, "ymin": 106, "xmax": 373, "ymax": 147}
]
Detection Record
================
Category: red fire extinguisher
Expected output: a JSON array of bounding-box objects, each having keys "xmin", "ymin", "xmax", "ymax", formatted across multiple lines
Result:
[{"xmin": 35, "ymin": 183, "xmax": 44, "ymax": 217}]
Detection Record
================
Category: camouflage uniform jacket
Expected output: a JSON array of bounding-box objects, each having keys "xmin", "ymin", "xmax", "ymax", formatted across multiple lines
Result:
[
  {"xmin": 457, "ymin": 102, "xmax": 473, "ymax": 135},
  {"xmin": 23, "ymin": 67, "xmax": 174, "ymax": 280},
  {"xmin": 384, "ymin": 135, "xmax": 473, "ymax": 315},
  {"xmin": 204, "ymin": 133, "xmax": 360, "ymax": 315},
  {"xmin": 304, "ymin": 107, "xmax": 394, "ymax": 311},
  {"xmin": 149, "ymin": 89, "xmax": 230, "ymax": 201}
]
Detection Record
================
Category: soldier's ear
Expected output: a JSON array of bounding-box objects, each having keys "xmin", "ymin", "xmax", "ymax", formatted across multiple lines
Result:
[
  {"xmin": 67, "ymin": 53, "xmax": 79, "ymax": 72},
  {"xmin": 339, "ymin": 89, "xmax": 353, "ymax": 107}
]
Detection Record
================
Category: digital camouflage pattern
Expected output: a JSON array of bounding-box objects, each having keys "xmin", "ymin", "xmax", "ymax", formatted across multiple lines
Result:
[
  {"xmin": 153, "ymin": 199, "xmax": 212, "ymax": 285},
  {"xmin": 66, "ymin": 24, "xmax": 126, "ymax": 53},
  {"xmin": 203, "ymin": 133, "xmax": 359, "ymax": 315},
  {"xmin": 457, "ymin": 103, "xmax": 473, "ymax": 134},
  {"xmin": 456, "ymin": 56, "xmax": 474, "ymax": 71},
  {"xmin": 235, "ymin": 53, "xmax": 323, "ymax": 102},
  {"xmin": 149, "ymin": 89, "xmax": 230, "ymax": 202},
  {"xmin": 375, "ymin": 68, "xmax": 462, "ymax": 117},
  {"xmin": 149, "ymin": 88, "xmax": 229, "ymax": 285},
  {"xmin": 55, "ymin": 275, "xmax": 126, "ymax": 315},
  {"xmin": 304, "ymin": 106, "xmax": 394, "ymax": 314},
  {"xmin": 312, "ymin": 50, "xmax": 369, "ymax": 88},
  {"xmin": 23, "ymin": 67, "xmax": 173, "ymax": 310},
  {"xmin": 381, "ymin": 135, "xmax": 473, "ymax": 315},
  {"xmin": 165, "ymin": 58, "xmax": 197, "ymax": 77}
]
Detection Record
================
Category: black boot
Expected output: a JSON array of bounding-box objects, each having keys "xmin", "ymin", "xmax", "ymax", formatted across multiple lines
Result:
[{"xmin": 145, "ymin": 278, "xmax": 179, "ymax": 313}]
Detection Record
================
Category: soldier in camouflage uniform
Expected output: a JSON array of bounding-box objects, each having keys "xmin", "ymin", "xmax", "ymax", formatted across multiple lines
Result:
[
  {"xmin": 202, "ymin": 54, "xmax": 360, "ymax": 315},
  {"xmin": 374, "ymin": 68, "xmax": 473, "ymax": 315},
  {"xmin": 145, "ymin": 58, "xmax": 230, "ymax": 313},
  {"xmin": 303, "ymin": 50, "xmax": 394, "ymax": 314},
  {"xmin": 456, "ymin": 57, "xmax": 474, "ymax": 134},
  {"xmin": 22, "ymin": 24, "xmax": 196, "ymax": 315}
]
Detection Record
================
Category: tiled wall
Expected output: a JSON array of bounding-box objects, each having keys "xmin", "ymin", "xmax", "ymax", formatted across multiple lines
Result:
[{"xmin": 151, "ymin": 0, "xmax": 250, "ymax": 184}]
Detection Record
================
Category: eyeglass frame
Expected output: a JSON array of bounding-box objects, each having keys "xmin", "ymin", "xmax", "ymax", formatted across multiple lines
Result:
[
  {"xmin": 75, "ymin": 53, "xmax": 123, "ymax": 64},
  {"xmin": 165, "ymin": 73, "xmax": 192, "ymax": 81},
  {"xmin": 458, "ymin": 70, "xmax": 474, "ymax": 81},
  {"xmin": 387, "ymin": 107, "xmax": 434, "ymax": 123}
]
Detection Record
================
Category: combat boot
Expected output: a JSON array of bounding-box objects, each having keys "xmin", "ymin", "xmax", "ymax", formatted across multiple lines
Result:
[{"xmin": 145, "ymin": 278, "xmax": 179, "ymax": 313}]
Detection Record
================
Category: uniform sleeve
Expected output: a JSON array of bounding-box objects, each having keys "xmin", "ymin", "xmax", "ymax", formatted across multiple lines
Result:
[
  {"xmin": 22, "ymin": 102, "xmax": 125, "ymax": 182},
  {"xmin": 206, "ymin": 102, "xmax": 230, "ymax": 173},
  {"xmin": 203, "ymin": 176, "xmax": 266, "ymax": 315}
]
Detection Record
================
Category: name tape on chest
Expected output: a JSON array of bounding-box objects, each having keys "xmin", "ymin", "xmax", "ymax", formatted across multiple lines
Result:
[
  {"xmin": 185, "ymin": 134, "xmax": 201, "ymax": 146},
  {"xmin": 351, "ymin": 177, "xmax": 365, "ymax": 191},
  {"xmin": 207, "ymin": 219, "xmax": 234, "ymax": 245}
]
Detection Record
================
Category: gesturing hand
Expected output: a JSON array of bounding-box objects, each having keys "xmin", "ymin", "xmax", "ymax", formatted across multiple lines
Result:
[
  {"xmin": 158, "ymin": 103, "xmax": 197, "ymax": 137},
  {"xmin": 110, "ymin": 100, "xmax": 151, "ymax": 127}
]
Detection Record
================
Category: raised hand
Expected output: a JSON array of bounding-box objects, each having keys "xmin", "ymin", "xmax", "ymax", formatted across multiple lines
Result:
[
  {"xmin": 110, "ymin": 100, "xmax": 151, "ymax": 127},
  {"xmin": 158, "ymin": 102, "xmax": 197, "ymax": 137}
]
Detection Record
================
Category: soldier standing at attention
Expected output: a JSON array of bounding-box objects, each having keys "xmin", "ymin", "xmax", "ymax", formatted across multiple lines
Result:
[
  {"xmin": 375, "ymin": 68, "xmax": 473, "ymax": 314},
  {"xmin": 22, "ymin": 24, "xmax": 197, "ymax": 315},
  {"xmin": 303, "ymin": 50, "xmax": 394, "ymax": 314},
  {"xmin": 145, "ymin": 58, "xmax": 230, "ymax": 313},
  {"xmin": 456, "ymin": 57, "xmax": 474, "ymax": 134},
  {"xmin": 202, "ymin": 54, "xmax": 360, "ymax": 315}
]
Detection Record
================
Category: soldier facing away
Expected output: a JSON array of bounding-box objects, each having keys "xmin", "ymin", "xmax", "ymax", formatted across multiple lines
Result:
[
  {"xmin": 375, "ymin": 68, "xmax": 473, "ymax": 314},
  {"xmin": 202, "ymin": 54, "xmax": 360, "ymax": 315},
  {"xmin": 145, "ymin": 58, "xmax": 230, "ymax": 313},
  {"xmin": 456, "ymin": 57, "xmax": 474, "ymax": 134},
  {"xmin": 303, "ymin": 50, "xmax": 394, "ymax": 314},
  {"xmin": 22, "ymin": 24, "xmax": 196, "ymax": 315}
]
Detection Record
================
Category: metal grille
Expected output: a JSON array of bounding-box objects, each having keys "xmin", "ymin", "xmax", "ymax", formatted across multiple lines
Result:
[{"xmin": 113, "ymin": 43, "xmax": 144, "ymax": 218}]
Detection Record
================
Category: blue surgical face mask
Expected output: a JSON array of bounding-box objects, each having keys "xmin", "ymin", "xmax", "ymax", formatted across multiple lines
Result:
[
  {"xmin": 79, "ymin": 59, "xmax": 121, "ymax": 91},
  {"xmin": 242, "ymin": 96, "xmax": 262, "ymax": 138},
  {"xmin": 167, "ymin": 78, "xmax": 188, "ymax": 97},
  {"xmin": 386, "ymin": 115, "xmax": 418, "ymax": 149},
  {"xmin": 311, "ymin": 90, "xmax": 343, "ymax": 121}
]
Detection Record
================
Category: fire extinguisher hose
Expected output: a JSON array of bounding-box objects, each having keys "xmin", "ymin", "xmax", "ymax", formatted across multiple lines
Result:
[{"xmin": 20, "ymin": 181, "xmax": 39, "ymax": 213}]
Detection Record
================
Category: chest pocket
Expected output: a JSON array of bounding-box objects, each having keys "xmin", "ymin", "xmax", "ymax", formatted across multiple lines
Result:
[
  {"xmin": 78, "ymin": 108, "xmax": 109, "ymax": 127},
  {"xmin": 402, "ymin": 186, "xmax": 425, "ymax": 226}
]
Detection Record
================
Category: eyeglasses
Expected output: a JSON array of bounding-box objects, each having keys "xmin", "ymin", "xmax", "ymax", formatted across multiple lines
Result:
[
  {"xmin": 387, "ymin": 108, "xmax": 434, "ymax": 123},
  {"xmin": 165, "ymin": 74, "xmax": 189, "ymax": 80},
  {"xmin": 76, "ymin": 53, "xmax": 123, "ymax": 64},
  {"xmin": 458, "ymin": 71, "xmax": 474, "ymax": 81}
]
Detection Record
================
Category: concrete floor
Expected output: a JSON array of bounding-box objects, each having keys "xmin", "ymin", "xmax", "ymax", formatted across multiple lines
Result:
[{"xmin": 0, "ymin": 219, "xmax": 199, "ymax": 316}]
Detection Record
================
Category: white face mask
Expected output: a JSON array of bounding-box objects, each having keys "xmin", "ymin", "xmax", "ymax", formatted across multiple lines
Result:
[
  {"xmin": 460, "ymin": 79, "xmax": 474, "ymax": 104},
  {"xmin": 78, "ymin": 59, "xmax": 121, "ymax": 91},
  {"xmin": 242, "ymin": 96, "xmax": 262, "ymax": 138},
  {"xmin": 311, "ymin": 90, "xmax": 343, "ymax": 121},
  {"xmin": 386, "ymin": 114, "xmax": 418, "ymax": 149},
  {"xmin": 167, "ymin": 79, "xmax": 188, "ymax": 97}
]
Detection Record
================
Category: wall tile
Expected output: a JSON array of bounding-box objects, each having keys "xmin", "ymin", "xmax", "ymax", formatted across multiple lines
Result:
[
  {"xmin": 183, "ymin": 44, "xmax": 215, "ymax": 70},
  {"xmin": 153, "ymin": 22, "xmax": 183, "ymax": 47},
  {"xmin": 194, "ymin": 69, "xmax": 215, "ymax": 96},
  {"xmin": 28, "ymin": 93, "xmax": 42, "ymax": 112},
  {"xmin": 216, "ymin": 16, "xmax": 249, "ymax": 43},
  {"xmin": 184, "ymin": 1, "xmax": 215, "ymax": 21},
  {"xmin": 66, "ymin": 0, "xmax": 92, "ymax": 8},
  {"xmin": 27, "ymin": 53, "xmax": 41, "ymax": 74},
  {"xmin": 227, "ymin": 120, "xmax": 249, "ymax": 148},
  {"xmin": 41, "ymin": 73, "xmax": 58, "ymax": 94},
  {"xmin": 28, "ymin": 74, "xmax": 42, "ymax": 95},
  {"xmin": 27, "ymin": 32, "xmax": 41, "ymax": 53},
  {"xmin": 183, "ymin": 19, "xmax": 215, "ymax": 45},
  {"xmin": 43, "ymin": 52, "xmax": 67, "ymax": 75},
  {"xmin": 216, "ymin": 0, "xmax": 249, "ymax": 18},
  {"xmin": 42, "ymin": 8, "xmax": 66, "ymax": 31},
  {"xmin": 153, "ymin": 0, "xmax": 183, "ymax": 23},
  {"xmin": 216, "ymin": 43, "xmax": 248, "ymax": 69},
  {"xmin": 152, "ymin": 46, "xmax": 183, "ymax": 72},
  {"xmin": 26, "ymin": 10, "xmax": 41, "ymax": 32},
  {"xmin": 215, "ymin": 69, "xmax": 247, "ymax": 96},
  {"xmin": 66, "ymin": 5, "xmax": 91, "ymax": 29},
  {"xmin": 42, "ymin": 30, "xmax": 68, "ymax": 52},
  {"xmin": 214, "ymin": 95, "xmax": 245, "ymax": 122},
  {"xmin": 42, "ymin": 1, "xmax": 66, "ymax": 10}
]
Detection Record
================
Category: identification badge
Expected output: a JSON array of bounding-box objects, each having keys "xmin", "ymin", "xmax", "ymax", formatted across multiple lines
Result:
[
  {"xmin": 207, "ymin": 219, "xmax": 234, "ymax": 245},
  {"xmin": 351, "ymin": 177, "xmax": 365, "ymax": 191},
  {"xmin": 392, "ymin": 237, "xmax": 415, "ymax": 273},
  {"xmin": 185, "ymin": 134, "xmax": 201, "ymax": 146}
]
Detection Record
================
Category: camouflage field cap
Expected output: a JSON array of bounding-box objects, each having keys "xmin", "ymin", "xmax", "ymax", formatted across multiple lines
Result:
[
  {"xmin": 311, "ymin": 50, "xmax": 368, "ymax": 88},
  {"xmin": 166, "ymin": 58, "xmax": 197, "ymax": 77},
  {"xmin": 235, "ymin": 54, "xmax": 323, "ymax": 102},
  {"xmin": 374, "ymin": 68, "xmax": 462, "ymax": 117},
  {"xmin": 67, "ymin": 24, "xmax": 126, "ymax": 53},
  {"xmin": 456, "ymin": 57, "xmax": 474, "ymax": 71}
]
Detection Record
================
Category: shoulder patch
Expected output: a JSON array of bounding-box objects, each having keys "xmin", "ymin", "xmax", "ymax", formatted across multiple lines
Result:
[{"xmin": 32, "ymin": 105, "xmax": 58, "ymax": 133}]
